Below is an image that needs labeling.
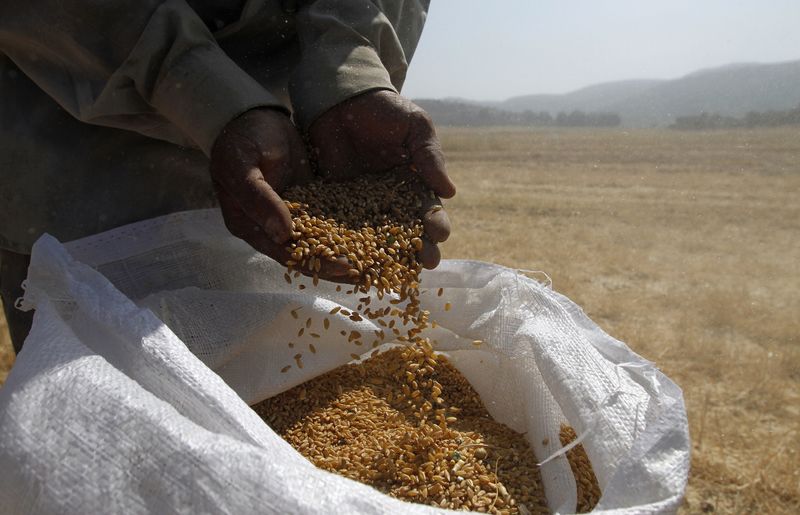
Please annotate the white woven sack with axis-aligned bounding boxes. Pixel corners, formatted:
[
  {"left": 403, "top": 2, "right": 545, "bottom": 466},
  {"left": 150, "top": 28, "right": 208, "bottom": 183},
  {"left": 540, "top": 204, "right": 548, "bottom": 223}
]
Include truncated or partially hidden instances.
[{"left": 0, "top": 209, "right": 689, "bottom": 514}]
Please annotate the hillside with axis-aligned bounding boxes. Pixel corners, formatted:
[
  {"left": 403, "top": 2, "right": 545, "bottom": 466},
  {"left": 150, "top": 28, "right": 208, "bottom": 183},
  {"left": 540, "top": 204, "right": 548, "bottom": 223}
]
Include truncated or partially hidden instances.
[
  {"left": 613, "top": 60, "right": 800, "bottom": 126},
  {"left": 498, "top": 79, "right": 662, "bottom": 115},
  {"left": 416, "top": 60, "right": 800, "bottom": 127}
]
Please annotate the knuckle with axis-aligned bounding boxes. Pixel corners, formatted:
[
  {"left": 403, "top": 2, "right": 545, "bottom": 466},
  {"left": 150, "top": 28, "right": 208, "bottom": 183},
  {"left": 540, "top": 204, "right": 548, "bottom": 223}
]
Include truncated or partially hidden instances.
[{"left": 420, "top": 140, "right": 444, "bottom": 154}]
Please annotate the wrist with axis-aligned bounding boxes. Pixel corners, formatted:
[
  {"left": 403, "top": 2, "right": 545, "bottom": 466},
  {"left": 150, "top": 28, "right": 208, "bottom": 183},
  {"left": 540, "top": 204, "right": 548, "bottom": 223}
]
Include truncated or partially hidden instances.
[{"left": 151, "top": 44, "right": 286, "bottom": 156}]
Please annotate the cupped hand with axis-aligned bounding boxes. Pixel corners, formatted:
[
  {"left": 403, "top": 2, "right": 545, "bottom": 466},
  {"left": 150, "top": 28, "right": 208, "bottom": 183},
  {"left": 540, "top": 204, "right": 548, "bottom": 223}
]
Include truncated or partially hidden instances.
[
  {"left": 210, "top": 108, "right": 351, "bottom": 281},
  {"left": 307, "top": 90, "right": 456, "bottom": 269}
]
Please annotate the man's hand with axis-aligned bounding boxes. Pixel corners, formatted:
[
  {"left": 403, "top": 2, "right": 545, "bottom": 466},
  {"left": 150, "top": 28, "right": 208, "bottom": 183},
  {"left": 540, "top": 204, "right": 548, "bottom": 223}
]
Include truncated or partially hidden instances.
[
  {"left": 307, "top": 90, "right": 456, "bottom": 269},
  {"left": 210, "top": 108, "right": 350, "bottom": 280}
]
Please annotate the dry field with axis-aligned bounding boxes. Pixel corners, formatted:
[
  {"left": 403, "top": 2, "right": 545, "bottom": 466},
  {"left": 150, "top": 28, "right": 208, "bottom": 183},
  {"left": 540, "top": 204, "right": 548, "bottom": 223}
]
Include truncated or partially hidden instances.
[
  {"left": 434, "top": 127, "right": 800, "bottom": 514},
  {"left": 1, "top": 127, "right": 798, "bottom": 513},
  {"left": 0, "top": 316, "right": 11, "bottom": 385}
]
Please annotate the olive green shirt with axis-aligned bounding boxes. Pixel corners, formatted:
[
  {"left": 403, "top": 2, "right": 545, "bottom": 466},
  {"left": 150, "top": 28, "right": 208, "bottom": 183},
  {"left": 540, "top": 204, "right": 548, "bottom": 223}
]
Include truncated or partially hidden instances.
[{"left": 0, "top": 0, "right": 429, "bottom": 253}]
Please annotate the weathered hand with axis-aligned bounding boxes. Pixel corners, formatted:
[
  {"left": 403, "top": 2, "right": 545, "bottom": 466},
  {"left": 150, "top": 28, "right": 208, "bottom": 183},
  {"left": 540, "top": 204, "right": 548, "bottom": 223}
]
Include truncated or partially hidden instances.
[
  {"left": 307, "top": 90, "right": 456, "bottom": 269},
  {"left": 210, "top": 108, "right": 350, "bottom": 280}
]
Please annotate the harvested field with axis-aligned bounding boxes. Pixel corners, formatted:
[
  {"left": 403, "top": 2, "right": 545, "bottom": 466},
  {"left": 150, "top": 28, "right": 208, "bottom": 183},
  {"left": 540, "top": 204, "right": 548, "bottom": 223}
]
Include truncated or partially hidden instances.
[
  {"left": 434, "top": 127, "right": 800, "bottom": 514},
  {"left": 2, "top": 126, "right": 798, "bottom": 513},
  {"left": 0, "top": 314, "right": 10, "bottom": 385}
]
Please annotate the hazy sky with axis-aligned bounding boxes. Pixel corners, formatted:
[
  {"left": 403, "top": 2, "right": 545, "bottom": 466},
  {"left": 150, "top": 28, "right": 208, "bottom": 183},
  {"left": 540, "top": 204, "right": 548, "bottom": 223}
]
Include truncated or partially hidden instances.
[{"left": 402, "top": 1, "right": 800, "bottom": 100}]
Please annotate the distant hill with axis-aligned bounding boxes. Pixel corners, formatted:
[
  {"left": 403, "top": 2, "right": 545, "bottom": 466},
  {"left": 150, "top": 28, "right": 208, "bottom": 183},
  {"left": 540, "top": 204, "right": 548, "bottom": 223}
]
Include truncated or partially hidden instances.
[
  {"left": 415, "top": 60, "right": 800, "bottom": 127},
  {"left": 497, "top": 79, "right": 662, "bottom": 115}
]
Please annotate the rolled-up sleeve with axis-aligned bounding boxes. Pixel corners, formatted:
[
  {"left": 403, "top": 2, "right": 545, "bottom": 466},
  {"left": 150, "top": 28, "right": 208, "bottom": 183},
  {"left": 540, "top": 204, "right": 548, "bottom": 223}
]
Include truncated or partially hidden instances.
[
  {"left": 289, "top": 0, "right": 430, "bottom": 130},
  {"left": 0, "top": 0, "right": 284, "bottom": 155}
]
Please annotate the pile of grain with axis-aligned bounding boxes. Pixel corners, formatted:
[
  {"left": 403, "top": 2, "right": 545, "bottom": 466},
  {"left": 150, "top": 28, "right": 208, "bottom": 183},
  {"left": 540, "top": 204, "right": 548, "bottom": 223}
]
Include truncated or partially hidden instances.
[
  {"left": 560, "top": 426, "right": 602, "bottom": 512},
  {"left": 253, "top": 172, "right": 599, "bottom": 513},
  {"left": 255, "top": 347, "right": 548, "bottom": 514}
]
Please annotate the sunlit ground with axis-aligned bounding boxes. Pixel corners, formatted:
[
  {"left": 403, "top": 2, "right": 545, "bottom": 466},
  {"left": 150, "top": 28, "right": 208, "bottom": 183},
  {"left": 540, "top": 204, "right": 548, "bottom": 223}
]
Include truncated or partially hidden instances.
[
  {"left": 0, "top": 315, "right": 11, "bottom": 385},
  {"left": 435, "top": 126, "right": 800, "bottom": 514}
]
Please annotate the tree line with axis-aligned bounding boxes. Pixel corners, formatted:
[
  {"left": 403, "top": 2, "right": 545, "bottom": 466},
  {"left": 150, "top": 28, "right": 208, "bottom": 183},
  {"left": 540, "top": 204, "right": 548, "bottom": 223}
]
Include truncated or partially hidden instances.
[
  {"left": 415, "top": 100, "right": 621, "bottom": 128},
  {"left": 671, "top": 104, "right": 800, "bottom": 130}
]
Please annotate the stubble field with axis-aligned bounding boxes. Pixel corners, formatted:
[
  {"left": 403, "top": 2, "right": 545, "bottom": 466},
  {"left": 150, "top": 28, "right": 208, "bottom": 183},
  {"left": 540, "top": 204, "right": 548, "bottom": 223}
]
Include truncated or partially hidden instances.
[{"left": 1, "top": 126, "right": 798, "bottom": 513}]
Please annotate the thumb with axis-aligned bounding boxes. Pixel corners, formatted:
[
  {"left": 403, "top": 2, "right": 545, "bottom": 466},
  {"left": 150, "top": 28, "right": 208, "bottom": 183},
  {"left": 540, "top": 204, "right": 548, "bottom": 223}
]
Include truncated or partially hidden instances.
[
  {"left": 233, "top": 166, "right": 294, "bottom": 243},
  {"left": 407, "top": 113, "right": 456, "bottom": 199}
]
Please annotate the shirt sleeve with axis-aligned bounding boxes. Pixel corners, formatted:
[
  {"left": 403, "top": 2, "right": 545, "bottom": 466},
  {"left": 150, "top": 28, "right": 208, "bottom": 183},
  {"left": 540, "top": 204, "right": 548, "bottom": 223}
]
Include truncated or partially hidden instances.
[
  {"left": 0, "top": 0, "right": 285, "bottom": 155},
  {"left": 289, "top": 0, "right": 430, "bottom": 131}
]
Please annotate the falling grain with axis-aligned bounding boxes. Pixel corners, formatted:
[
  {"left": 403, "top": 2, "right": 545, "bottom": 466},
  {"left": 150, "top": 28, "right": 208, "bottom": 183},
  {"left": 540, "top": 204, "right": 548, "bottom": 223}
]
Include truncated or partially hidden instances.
[{"left": 250, "top": 172, "right": 589, "bottom": 513}]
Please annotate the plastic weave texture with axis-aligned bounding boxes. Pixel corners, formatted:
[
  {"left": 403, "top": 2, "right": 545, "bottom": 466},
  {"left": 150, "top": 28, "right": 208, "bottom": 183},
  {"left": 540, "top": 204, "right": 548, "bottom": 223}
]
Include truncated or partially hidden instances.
[{"left": 0, "top": 209, "right": 689, "bottom": 514}]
